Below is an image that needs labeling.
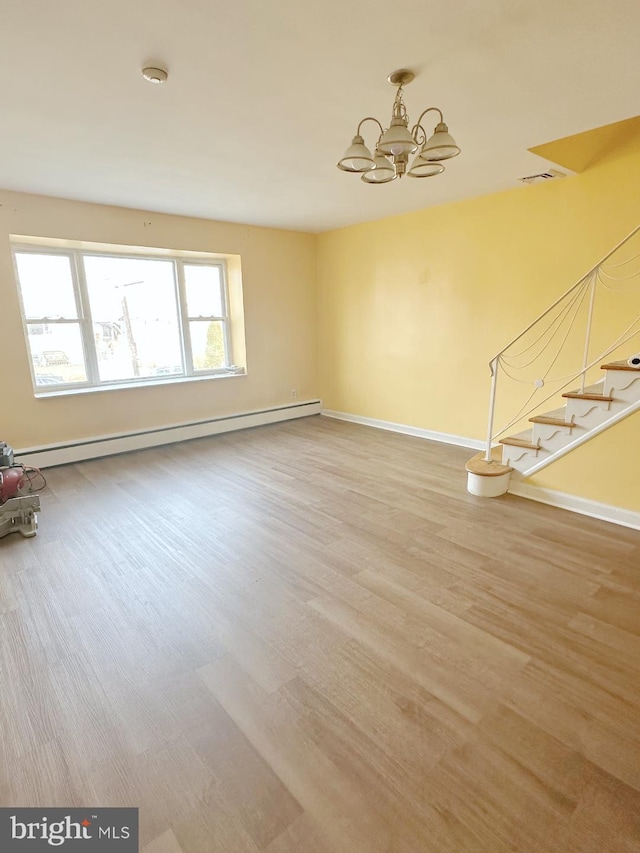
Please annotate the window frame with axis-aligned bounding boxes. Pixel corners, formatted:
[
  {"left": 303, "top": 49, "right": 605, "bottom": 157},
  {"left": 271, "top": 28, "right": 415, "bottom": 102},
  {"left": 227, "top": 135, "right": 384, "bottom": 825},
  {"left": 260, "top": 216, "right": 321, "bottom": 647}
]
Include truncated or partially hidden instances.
[
  {"left": 176, "top": 259, "right": 232, "bottom": 375},
  {"left": 12, "top": 243, "right": 233, "bottom": 394}
]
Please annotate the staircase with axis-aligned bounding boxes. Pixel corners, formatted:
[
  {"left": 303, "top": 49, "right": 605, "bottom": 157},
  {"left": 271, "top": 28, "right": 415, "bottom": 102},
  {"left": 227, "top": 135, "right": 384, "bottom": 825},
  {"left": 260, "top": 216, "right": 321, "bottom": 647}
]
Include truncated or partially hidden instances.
[{"left": 467, "top": 226, "right": 640, "bottom": 497}]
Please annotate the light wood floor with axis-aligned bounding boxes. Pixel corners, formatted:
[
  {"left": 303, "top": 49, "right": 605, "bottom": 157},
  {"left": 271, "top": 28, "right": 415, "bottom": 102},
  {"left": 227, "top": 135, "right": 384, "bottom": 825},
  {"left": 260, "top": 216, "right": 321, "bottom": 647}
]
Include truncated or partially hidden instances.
[{"left": 1, "top": 415, "right": 640, "bottom": 852}]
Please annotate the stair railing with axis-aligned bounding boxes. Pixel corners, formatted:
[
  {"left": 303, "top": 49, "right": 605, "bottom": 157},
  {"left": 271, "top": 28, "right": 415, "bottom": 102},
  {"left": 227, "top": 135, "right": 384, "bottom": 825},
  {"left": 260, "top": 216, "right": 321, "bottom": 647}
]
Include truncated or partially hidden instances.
[{"left": 484, "top": 224, "right": 640, "bottom": 462}]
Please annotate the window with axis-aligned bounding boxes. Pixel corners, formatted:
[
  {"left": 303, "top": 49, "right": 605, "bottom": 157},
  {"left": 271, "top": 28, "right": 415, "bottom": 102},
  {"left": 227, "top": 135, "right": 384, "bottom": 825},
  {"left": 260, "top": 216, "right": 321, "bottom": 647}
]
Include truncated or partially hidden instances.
[{"left": 12, "top": 244, "right": 239, "bottom": 392}]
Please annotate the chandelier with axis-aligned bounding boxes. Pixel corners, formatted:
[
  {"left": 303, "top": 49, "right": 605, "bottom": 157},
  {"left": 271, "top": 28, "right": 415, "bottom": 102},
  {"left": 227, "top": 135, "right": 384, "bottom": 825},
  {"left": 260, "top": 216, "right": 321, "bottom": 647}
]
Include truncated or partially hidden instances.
[{"left": 337, "top": 70, "right": 460, "bottom": 183}]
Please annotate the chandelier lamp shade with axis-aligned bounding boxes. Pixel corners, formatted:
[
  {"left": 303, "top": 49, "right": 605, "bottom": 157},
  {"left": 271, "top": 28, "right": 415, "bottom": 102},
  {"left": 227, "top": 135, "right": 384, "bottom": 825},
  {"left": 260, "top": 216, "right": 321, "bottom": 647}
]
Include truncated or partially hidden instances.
[{"left": 336, "top": 69, "right": 460, "bottom": 183}]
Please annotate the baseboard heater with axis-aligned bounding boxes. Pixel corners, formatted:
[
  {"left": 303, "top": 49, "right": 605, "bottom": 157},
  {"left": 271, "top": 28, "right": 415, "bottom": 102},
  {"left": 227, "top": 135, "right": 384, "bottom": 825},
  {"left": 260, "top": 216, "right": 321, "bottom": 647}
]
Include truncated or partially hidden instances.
[{"left": 16, "top": 399, "right": 322, "bottom": 469}]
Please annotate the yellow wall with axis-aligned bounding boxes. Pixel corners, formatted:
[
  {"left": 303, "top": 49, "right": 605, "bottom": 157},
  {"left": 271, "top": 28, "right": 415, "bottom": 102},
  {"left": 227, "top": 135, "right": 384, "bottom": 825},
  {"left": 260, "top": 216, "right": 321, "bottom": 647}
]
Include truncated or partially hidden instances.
[
  {"left": 318, "top": 134, "right": 640, "bottom": 513},
  {"left": 0, "top": 191, "right": 317, "bottom": 448}
]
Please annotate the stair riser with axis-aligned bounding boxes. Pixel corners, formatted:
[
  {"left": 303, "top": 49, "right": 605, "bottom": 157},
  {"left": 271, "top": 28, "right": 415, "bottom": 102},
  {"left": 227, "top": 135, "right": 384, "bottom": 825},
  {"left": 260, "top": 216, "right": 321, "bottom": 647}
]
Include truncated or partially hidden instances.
[
  {"left": 563, "top": 397, "right": 612, "bottom": 422},
  {"left": 501, "top": 445, "right": 550, "bottom": 472},
  {"left": 530, "top": 423, "right": 576, "bottom": 446},
  {"left": 467, "top": 469, "right": 511, "bottom": 497},
  {"left": 604, "top": 373, "right": 640, "bottom": 399}
]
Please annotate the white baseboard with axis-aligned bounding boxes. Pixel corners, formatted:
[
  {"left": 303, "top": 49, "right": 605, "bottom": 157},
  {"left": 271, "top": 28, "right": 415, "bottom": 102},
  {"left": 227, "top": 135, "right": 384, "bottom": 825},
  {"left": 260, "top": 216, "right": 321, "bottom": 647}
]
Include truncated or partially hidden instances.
[
  {"left": 321, "top": 409, "right": 485, "bottom": 451},
  {"left": 16, "top": 400, "right": 322, "bottom": 468},
  {"left": 507, "top": 480, "right": 640, "bottom": 531},
  {"left": 18, "top": 401, "right": 639, "bottom": 530},
  {"left": 322, "top": 408, "right": 640, "bottom": 531}
]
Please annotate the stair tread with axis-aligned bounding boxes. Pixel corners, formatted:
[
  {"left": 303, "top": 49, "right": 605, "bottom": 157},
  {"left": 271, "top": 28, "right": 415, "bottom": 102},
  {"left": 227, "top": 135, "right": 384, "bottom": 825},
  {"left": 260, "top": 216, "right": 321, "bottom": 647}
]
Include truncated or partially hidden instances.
[
  {"left": 529, "top": 415, "right": 574, "bottom": 427},
  {"left": 466, "top": 449, "right": 513, "bottom": 477},
  {"left": 499, "top": 435, "right": 539, "bottom": 449},
  {"left": 601, "top": 360, "right": 640, "bottom": 371},
  {"left": 562, "top": 391, "right": 614, "bottom": 401}
]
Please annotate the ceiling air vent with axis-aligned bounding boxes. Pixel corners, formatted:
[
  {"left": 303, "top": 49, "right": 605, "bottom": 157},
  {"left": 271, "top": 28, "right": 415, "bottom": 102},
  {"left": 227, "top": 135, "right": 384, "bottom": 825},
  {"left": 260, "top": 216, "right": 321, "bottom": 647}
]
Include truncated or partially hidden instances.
[{"left": 519, "top": 168, "right": 566, "bottom": 185}]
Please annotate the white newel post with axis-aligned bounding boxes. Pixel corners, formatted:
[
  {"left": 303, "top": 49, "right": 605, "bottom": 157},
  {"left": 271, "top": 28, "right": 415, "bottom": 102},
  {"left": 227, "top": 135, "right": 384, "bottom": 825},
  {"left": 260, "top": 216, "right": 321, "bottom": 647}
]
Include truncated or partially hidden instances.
[
  {"left": 580, "top": 272, "right": 597, "bottom": 393},
  {"left": 485, "top": 357, "right": 499, "bottom": 462}
]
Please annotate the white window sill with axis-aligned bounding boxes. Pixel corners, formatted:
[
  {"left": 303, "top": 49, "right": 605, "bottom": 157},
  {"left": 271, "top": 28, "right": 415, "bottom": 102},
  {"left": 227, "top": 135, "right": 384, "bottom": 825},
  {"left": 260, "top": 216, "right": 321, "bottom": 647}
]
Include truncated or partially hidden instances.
[{"left": 34, "top": 369, "right": 247, "bottom": 399}]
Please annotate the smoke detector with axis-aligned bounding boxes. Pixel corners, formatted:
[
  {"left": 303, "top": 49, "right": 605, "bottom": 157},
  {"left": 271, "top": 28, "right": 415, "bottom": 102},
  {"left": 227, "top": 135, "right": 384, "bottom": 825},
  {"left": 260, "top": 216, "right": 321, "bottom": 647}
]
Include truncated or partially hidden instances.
[
  {"left": 519, "top": 168, "right": 566, "bottom": 185},
  {"left": 142, "top": 66, "right": 168, "bottom": 84}
]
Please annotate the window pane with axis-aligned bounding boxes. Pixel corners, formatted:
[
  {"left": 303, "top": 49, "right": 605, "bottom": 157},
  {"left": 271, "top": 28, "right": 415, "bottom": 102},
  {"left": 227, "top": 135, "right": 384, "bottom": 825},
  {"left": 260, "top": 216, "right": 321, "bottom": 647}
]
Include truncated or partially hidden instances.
[
  {"left": 15, "top": 253, "right": 78, "bottom": 319},
  {"left": 83, "top": 256, "right": 184, "bottom": 382},
  {"left": 190, "top": 321, "right": 227, "bottom": 370},
  {"left": 27, "top": 323, "right": 87, "bottom": 386},
  {"left": 184, "top": 264, "right": 223, "bottom": 317}
]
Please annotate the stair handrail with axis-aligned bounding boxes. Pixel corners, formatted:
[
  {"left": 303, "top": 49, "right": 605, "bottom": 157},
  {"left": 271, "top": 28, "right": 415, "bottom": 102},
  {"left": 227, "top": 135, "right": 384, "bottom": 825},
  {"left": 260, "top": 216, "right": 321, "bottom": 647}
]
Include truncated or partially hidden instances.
[{"left": 484, "top": 224, "right": 640, "bottom": 461}]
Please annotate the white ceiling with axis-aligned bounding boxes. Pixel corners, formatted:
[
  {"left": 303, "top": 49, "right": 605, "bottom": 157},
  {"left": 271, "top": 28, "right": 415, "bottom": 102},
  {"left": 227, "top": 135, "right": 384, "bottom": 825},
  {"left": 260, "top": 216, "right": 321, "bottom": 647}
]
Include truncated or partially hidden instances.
[{"left": 1, "top": 0, "right": 639, "bottom": 233}]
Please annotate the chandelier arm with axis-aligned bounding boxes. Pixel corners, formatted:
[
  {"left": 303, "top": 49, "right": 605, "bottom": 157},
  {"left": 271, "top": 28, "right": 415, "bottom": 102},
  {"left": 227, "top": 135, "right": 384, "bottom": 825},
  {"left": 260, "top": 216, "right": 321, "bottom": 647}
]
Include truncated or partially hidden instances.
[
  {"left": 413, "top": 125, "right": 427, "bottom": 147},
  {"left": 356, "top": 117, "right": 385, "bottom": 137},
  {"left": 411, "top": 107, "right": 444, "bottom": 137}
]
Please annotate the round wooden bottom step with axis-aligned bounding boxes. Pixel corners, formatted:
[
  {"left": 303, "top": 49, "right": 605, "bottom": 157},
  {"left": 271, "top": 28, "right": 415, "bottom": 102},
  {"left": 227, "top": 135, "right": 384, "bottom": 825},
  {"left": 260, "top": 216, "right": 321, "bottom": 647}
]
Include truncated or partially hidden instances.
[{"left": 466, "top": 450, "right": 512, "bottom": 497}]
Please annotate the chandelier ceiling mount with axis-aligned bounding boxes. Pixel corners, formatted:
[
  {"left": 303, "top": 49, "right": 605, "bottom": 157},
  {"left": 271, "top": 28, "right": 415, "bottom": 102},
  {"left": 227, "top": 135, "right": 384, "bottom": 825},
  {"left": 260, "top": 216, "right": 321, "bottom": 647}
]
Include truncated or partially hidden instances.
[{"left": 387, "top": 69, "right": 415, "bottom": 87}]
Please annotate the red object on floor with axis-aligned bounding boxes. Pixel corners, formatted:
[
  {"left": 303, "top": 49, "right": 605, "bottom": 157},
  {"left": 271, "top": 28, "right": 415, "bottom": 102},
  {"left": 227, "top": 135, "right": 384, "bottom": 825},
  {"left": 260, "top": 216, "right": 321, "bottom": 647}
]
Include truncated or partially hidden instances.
[{"left": 0, "top": 467, "right": 24, "bottom": 503}]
